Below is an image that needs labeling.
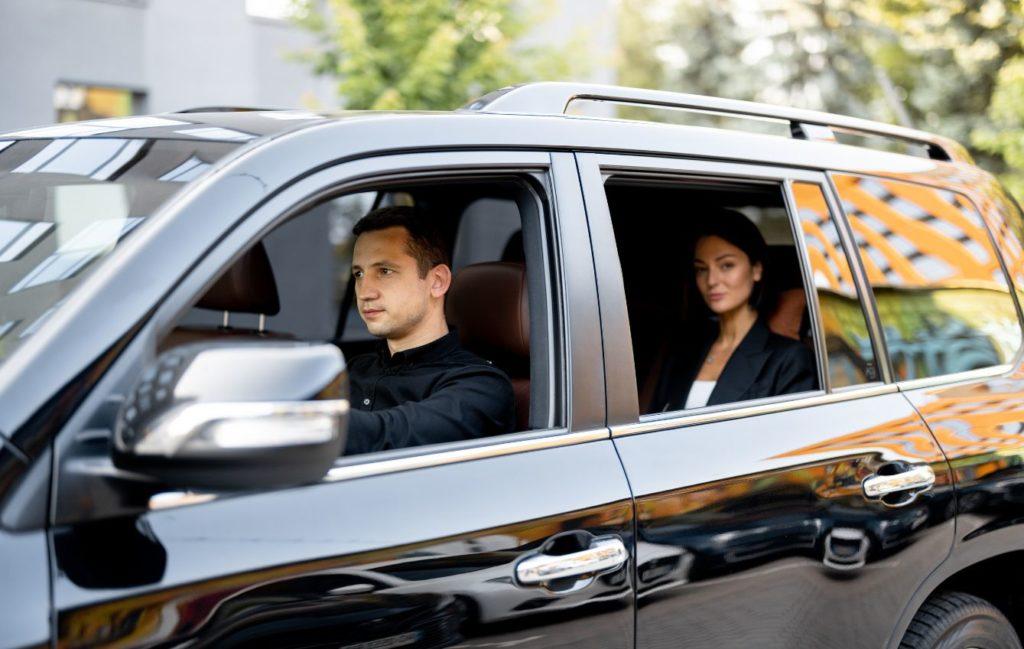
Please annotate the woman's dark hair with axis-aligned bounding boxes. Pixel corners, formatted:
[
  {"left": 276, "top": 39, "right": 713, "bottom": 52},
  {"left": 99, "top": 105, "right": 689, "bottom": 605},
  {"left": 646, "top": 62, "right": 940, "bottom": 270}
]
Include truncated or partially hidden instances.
[{"left": 693, "top": 208, "right": 769, "bottom": 308}]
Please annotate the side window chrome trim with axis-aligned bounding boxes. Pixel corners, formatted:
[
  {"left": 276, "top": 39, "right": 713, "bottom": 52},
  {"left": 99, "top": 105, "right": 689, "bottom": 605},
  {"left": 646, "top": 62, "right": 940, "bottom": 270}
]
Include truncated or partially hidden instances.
[
  {"left": 612, "top": 383, "right": 896, "bottom": 438},
  {"left": 146, "top": 427, "right": 611, "bottom": 511},
  {"left": 324, "top": 428, "right": 608, "bottom": 482},
  {"left": 895, "top": 364, "right": 1014, "bottom": 392}
]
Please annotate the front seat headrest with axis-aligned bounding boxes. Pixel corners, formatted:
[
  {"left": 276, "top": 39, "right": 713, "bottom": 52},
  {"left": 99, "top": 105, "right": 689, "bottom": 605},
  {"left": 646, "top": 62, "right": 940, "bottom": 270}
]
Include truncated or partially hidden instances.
[
  {"left": 197, "top": 241, "right": 280, "bottom": 315},
  {"left": 446, "top": 262, "right": 529, "bottom": 360}
]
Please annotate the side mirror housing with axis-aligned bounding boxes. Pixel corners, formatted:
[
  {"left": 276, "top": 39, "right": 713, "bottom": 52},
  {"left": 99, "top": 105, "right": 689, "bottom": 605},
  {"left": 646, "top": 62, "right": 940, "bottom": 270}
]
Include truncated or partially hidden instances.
[{"left": 113, "top": 341, "right": 348, "bottom": 490}]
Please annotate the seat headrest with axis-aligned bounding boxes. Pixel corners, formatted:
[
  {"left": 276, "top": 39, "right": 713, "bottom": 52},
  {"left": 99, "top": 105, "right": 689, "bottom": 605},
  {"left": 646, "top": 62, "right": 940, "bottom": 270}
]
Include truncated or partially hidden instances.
[
  {"left": 446, "top": 262, "right": 529, "bottom": 359},
  {"left": 197, "top": 242, "right": 280, "bottom": 315},
  {"left": 768, "top": 288, "right": 806, "bottom": 341}
]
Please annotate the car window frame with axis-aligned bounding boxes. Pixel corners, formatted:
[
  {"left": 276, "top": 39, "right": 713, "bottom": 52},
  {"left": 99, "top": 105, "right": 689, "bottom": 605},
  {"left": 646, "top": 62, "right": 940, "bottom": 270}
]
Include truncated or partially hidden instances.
[
  {"left": 785, "top": 178, "right": 889, "bottom": 388},
  {"left": 52, "top": 150, "right": 610, "bottom": 522},
  {"left": 825, "top": 170, "right": 1024, "bottom": 390},
  {"left": 575, "top": 152, "right": 897, "bottom": 438}
]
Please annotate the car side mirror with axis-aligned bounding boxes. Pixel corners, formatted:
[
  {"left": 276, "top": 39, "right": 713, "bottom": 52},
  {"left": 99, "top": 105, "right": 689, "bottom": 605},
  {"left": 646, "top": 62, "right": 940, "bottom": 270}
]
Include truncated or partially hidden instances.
[{"left": 113, "top": 341, "right": 348, "bottom": 490}]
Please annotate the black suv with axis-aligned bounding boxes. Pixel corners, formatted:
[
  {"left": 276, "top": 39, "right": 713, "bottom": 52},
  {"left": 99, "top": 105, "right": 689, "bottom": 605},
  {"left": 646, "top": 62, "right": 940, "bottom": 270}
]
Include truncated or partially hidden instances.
[{"left": 3, "top": 83, "right": 1024, "bottom": 648}]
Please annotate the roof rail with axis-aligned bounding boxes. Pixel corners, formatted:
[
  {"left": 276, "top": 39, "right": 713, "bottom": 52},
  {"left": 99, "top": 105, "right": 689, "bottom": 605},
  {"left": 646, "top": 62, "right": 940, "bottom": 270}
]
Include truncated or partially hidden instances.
[
  {"left": 462, "top": 82, "right": 972, "bottom": 164},
  {"left": 173, "top": 106, "right": 280, "bottom": 113}
]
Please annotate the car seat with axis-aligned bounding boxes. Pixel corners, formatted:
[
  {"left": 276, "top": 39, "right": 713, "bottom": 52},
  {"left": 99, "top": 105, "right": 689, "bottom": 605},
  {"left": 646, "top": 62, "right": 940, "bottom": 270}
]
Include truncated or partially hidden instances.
[
  {"left": 160, "top": 241, "right": 292, "bottom": 351},
  {"left": 445, "top": 261, "right": 530, "bottom": 431}
]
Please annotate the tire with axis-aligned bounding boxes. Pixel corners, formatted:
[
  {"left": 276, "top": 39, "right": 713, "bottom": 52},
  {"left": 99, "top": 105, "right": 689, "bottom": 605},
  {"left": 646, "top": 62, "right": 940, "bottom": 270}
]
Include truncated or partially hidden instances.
[{"left": 900, "top": 591, "right": 1022, "bottom": 649}]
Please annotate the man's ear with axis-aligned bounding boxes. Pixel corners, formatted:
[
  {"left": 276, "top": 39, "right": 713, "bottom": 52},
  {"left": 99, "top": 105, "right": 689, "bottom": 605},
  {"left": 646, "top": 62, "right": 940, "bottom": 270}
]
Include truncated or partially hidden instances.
[{"left": 429, "top": 264, "right": 452, "bottom": 298}]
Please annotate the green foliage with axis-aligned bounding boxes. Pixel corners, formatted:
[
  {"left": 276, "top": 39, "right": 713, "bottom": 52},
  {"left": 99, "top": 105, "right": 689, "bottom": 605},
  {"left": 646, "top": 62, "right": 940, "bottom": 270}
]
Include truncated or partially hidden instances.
[
  {"left": 618, "top": 0, "right": 1024, "bottom": 200},
  {"left": 294, "top": 0, "right": 580, "bottom": 110}
]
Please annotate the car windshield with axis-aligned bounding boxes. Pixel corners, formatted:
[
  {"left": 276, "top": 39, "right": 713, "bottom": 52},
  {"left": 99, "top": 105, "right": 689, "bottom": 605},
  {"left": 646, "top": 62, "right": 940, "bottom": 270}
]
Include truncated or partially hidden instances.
[{"left": 0, "top": 136, "right": 242, "bottom": 364}]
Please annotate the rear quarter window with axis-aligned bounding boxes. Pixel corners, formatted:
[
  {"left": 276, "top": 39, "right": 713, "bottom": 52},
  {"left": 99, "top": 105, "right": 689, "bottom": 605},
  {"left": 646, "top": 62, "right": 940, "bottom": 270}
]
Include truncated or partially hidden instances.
[{"left": 833, "top": 174, "right": 1023, "bottom": 381}]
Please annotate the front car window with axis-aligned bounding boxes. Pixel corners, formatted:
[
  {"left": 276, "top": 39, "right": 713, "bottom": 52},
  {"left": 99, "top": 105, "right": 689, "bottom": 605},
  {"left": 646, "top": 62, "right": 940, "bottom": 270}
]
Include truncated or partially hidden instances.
[
  {"left": 0, "top": 137, "right": 241, "bottom": 364},
  {"left": 834, "top": 174, "right": 1023, "bottom": 380}
]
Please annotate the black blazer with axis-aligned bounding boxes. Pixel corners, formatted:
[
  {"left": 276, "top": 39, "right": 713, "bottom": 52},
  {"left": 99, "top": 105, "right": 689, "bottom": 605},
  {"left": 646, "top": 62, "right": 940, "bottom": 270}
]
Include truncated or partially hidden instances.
[{"left": 652, "top": 318, "right": 816, "bottom": 412}]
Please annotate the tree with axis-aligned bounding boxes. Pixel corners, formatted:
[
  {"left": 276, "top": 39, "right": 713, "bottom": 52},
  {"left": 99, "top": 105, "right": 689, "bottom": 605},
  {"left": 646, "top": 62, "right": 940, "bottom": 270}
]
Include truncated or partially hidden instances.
[
  {"left": 866, "top": 0, "right": 1024, "bottom": 196},
  {"left": 294, "top": 0, "right": 580, "bottom": 110},
  {"left": 616, "top": 0, "right": 899, "bottom": 121}
]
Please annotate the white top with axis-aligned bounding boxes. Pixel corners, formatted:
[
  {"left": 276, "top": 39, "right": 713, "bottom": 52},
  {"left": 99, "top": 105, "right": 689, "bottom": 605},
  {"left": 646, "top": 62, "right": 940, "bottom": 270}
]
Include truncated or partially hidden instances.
[{"left": 684, "top": 380, "right": 717, "bottom": 409}]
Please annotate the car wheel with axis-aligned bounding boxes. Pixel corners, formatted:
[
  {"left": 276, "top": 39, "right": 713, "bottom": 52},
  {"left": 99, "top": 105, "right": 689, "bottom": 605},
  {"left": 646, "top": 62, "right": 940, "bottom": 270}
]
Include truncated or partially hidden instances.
[{"left": 900, "top": 591, "right": 1021, "bottom": 649}]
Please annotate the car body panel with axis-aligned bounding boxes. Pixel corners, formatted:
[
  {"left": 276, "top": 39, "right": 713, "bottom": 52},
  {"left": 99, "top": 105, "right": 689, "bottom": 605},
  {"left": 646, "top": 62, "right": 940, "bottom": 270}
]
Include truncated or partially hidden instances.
[
  {"left": 0, "top": 95, "right": 1021, "bottom": 648},
  {"left": 53, "top": 441, "right": 635, "bottom": 648}
]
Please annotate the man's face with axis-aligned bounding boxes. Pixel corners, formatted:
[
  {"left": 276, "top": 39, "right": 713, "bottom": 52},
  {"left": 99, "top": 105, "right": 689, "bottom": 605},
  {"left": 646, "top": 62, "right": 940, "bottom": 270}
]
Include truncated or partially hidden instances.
[{"left": 351, "top": 226, "right": 434, "bottom": 341}]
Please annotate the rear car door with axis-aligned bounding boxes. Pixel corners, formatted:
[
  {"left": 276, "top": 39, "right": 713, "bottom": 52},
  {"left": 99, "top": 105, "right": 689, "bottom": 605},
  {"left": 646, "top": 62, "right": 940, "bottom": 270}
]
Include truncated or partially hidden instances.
[
  {"left": 578, "top": 152, "right": 955, "bottom": 648},
  {"left": 48, "top": 151, "right": 636, "bottom": 648}
]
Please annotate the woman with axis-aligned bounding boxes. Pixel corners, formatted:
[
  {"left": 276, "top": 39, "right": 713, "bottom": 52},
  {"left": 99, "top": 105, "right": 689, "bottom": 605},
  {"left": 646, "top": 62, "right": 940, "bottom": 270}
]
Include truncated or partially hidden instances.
[{"left": 652, "top": 209, "right": 816, "bottom": 412}]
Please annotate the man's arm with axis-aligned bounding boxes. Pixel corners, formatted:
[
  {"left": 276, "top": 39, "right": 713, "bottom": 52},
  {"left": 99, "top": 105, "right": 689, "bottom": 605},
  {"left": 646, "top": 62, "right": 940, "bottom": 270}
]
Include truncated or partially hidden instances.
[{"left": 344, "top": 365, "right": 515, "bottom": 456}]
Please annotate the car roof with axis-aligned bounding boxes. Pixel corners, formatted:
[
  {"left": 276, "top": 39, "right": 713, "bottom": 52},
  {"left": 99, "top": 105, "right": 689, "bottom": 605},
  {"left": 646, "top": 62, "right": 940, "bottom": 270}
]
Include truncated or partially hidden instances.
[
  {"left": 0, "top": 82, "right": 973, "bottom": 169},
  {"left": 0, "top": 110, "right": 341, "bottom": 142}
]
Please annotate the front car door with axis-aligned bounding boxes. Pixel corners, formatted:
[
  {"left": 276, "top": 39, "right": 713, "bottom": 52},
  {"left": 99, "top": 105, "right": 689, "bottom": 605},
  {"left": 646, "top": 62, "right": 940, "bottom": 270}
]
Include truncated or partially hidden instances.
[
  {"left": 45, "top": 146, "right": 636, "bottom": 648},
  {"left": 578, "top": 152, "right": 956, "bottom": 648}
]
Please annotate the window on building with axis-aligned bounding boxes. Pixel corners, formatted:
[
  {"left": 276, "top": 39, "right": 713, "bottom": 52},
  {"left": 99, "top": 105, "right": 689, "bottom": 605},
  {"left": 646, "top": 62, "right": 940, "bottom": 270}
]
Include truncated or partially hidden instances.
[
  {"left": 245, "top": 0, "right": 302, "bottom": 21},
  {"left": 55, "top": 83, "right": 146, "bottom": 123}
]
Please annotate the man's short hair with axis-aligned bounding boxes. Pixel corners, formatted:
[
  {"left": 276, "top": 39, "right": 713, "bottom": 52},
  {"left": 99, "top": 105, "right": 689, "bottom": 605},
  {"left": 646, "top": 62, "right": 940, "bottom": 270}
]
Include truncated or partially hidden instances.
[{"left": 352, "top": 206, "right": 450, "bottom": 277}]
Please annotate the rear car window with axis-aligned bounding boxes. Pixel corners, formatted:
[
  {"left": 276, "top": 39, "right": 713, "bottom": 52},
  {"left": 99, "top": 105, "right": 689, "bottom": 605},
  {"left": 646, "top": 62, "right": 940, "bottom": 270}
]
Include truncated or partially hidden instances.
[
  {"left": 604, "top": 176, "right": 822, "bottom": 416},
  {"left": 0, "top": 137, "right": 240, "bottom": 364},
  {"left": 834, "top": 174, "right": 1023, "bottom": 380},
  {"left": 791, "top": 181, "right": 880, "bottom": 387}
]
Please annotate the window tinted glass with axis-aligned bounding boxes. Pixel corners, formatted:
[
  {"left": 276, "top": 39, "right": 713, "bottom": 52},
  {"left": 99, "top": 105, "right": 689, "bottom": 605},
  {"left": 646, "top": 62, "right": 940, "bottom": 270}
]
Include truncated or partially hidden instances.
[
  {"left": 605, "top": 177, "right": 820, "bottom": 416},
  {"left": 834, "top": 174, "right": 1022, "bottom": 380},
  {"left": 791, "top": 182, "right": 879, "bottom": 387}
]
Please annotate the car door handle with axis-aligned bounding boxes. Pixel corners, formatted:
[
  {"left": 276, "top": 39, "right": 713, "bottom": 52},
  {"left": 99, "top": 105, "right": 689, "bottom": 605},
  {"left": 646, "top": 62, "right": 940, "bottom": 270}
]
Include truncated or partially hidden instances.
[
  {"left": 515, "top": 537, "right": 628, "bottom": 586},
  {"left": 863, "top": 464, "right": 935, "bottom": 499}
]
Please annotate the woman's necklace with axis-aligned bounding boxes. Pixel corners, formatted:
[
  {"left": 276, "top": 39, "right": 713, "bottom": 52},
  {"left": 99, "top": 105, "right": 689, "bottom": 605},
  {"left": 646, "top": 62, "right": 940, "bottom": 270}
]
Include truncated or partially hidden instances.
[{"left": 705, "top": 341, "right": 732, "bottom": 365}]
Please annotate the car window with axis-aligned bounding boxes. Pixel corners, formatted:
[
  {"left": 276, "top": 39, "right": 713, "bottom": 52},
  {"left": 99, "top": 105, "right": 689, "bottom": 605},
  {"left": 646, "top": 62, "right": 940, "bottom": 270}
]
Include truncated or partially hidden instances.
[
  {"left": 791, "top": 182, "right": 880, "bottom": 387},
  {"left": 833, "top": 174, "right": 1023, "bottom": 380},
  {"left": 165, "top": 175, "right": 559, "bottom": 442},
  {"left": 0, "top": 137, "right": 241, "bottom": 365},
  {"left": 604, "top": 176, "right": 822, "bottom": 416}
]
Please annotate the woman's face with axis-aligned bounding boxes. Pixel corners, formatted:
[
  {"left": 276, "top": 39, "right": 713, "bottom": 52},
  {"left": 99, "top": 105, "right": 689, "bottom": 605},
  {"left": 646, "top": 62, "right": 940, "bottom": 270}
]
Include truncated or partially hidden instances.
[{"left": 693, "top": 235, "right": 763, "bottom": 316}]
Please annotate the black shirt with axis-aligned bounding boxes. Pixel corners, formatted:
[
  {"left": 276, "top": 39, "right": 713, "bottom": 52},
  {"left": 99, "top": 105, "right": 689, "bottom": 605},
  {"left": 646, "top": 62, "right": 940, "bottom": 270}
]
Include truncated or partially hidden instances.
[{"left": 345, "top": 331, "right": 516, "bottom": 455}]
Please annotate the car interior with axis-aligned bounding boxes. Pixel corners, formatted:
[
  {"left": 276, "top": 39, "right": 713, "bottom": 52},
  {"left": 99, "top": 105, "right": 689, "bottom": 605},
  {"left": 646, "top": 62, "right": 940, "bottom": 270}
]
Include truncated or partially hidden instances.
[
  {"left": 163, "top": 176, "right": 560, "bottom": 435},
  {"left": 603, "top": 177, "right": 821, "bottom": 415}
]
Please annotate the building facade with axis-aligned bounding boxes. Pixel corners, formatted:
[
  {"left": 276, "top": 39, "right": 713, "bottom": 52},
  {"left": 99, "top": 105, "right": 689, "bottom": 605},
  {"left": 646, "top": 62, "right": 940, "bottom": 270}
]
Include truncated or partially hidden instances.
[{"left": 0, "top": 0, "right": 616, "bottom": 132}]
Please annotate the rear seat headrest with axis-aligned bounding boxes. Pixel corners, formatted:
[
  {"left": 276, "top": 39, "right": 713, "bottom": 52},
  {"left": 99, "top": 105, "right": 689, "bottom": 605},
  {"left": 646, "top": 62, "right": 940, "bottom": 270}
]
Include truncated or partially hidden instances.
[
  {"left": 446, "top": 262, "right": 529, "bottom": 359},
  {"left": 197, "top": 241, "right": 280, "bottom": 315}
]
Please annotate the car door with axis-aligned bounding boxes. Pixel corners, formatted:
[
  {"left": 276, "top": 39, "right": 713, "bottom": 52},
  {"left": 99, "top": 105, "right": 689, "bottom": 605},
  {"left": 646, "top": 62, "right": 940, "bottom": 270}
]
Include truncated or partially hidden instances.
[
  {"left": 48, "top": 151, "right": 636, "bottom": 649},
  {"left": 577, "top": 152, "right": 956, "bottom": 648}
]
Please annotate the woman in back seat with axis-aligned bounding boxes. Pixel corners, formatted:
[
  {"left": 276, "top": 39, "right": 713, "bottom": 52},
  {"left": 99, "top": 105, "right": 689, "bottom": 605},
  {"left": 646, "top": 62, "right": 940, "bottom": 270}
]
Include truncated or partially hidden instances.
[{"left": 651, "top": 209, "right": 815, "bottom": 412}]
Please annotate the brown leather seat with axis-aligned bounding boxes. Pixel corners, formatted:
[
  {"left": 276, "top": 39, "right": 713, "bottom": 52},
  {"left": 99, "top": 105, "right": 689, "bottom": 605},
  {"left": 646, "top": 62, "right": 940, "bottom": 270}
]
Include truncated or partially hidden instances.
[
  {"left": 161, "top": 242, "right": 291, "bottom": 351},
  {"left": 445, "top": 262, "right": 530, "bottom": 431}
]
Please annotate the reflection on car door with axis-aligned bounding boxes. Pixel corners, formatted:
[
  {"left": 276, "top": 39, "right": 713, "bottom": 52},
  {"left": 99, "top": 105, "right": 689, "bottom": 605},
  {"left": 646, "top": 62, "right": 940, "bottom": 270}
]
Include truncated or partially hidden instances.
[
  {"left": 53, "top": 444, "right": 634, "bottom": 649},
  {"left": 578, "top": 153, "right": 956, "bottom": 648}
]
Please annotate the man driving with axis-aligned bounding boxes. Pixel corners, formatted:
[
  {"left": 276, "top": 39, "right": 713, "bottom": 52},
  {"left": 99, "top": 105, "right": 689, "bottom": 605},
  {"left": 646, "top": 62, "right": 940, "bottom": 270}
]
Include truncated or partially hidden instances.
[{"left": 343, "top": 205, "right": 516, "bottom": 455}]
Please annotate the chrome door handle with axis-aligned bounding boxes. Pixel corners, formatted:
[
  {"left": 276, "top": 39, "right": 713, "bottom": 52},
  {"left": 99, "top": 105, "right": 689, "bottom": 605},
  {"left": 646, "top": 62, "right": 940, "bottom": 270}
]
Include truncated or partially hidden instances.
[
  {"left": 863, "top": 464, "right": 935, "bottom": 499},
  {"left": 515, "top": 537, "right": 627, "bottom": 586}
]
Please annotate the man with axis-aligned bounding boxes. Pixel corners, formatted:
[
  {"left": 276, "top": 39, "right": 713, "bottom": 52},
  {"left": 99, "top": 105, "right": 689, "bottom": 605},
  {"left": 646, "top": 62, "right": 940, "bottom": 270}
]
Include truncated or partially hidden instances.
[{"left": 343, "top": 205, "right": 516, "bottom": 455}]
